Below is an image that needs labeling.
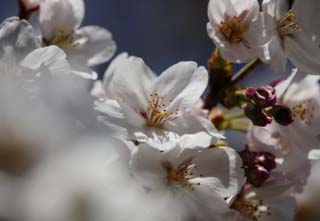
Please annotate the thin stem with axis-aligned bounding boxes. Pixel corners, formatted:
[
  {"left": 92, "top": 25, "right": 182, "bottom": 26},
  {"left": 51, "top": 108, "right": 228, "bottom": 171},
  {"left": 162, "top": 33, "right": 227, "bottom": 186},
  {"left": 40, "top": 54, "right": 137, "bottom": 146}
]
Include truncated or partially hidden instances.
[
  {"left": 231, "top": 59, "right": 262, "bottom": 86},
  {"left": 228, "top": 120, "right": 250, "bottom": 132},
  {"left": 225, "top": 112, "right": 245, "bottom": 121}
]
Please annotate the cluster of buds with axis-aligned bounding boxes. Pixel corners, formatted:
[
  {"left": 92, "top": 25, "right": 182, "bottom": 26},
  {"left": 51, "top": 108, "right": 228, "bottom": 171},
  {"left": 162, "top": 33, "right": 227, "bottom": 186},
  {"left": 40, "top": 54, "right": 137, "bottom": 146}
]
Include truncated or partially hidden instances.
[
  {"left": 239, "top": 150, "right": 276, "bottom": 187},
  {"left": 244, "top": 85, "right": 293, "bottom": 126}
]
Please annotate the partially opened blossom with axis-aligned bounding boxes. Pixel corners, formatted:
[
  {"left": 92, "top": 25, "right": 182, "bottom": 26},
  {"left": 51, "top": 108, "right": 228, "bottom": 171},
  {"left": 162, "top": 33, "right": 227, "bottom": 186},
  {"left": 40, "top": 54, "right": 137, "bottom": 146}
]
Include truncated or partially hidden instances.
[
  {"left": 231, "top": 181, "right": 296, "bottom": 221},
  {"left": 95, "top": 56, "right": 224, "bottom": 146},
  {"left": 207, "top": 0, "right": 263, "bottom": 63},
  {"left": 39, "top": 0, "right": 116, "bottom": 79},
  {"left": 130, "top": 137, "right": 245, "bottom": 220},
  {"left": 261, "top": 0, "right": 320, "bottom": 73}
]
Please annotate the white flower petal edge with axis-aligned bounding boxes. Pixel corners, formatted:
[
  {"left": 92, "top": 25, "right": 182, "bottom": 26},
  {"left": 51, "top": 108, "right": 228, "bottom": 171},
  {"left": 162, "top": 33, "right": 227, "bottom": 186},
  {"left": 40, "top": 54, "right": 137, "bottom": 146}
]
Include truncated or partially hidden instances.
[
  {"left": 96, "top": 56, "right": 224, "bottom": 145},
  {"left": 21, "top": 45, "right": 71, "bottom": 77}
]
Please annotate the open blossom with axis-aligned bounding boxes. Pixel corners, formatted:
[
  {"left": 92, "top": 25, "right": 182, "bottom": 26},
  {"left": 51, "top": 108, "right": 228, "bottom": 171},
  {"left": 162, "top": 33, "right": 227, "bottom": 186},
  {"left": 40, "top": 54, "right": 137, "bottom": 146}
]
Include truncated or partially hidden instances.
[
  {"left": 207, "top": 0, "right": 264, "bottom": 63},
  {"left": 130, "top": 136, "right": 245, "bottom": 220},
  {"left": 39, "top": 0, "right": 116, "bottom": 79},
  {"left": 261, "top": 0, "right": 320, "bottom": 73},
  {"left": 95, "top": 56, "right": 224, "bottom": 146},
  {"left": 0, "top": 17, "right": 72, "bottom": 91},
  {"left": 231, "top": 181, "right": 296, "bottom": 221}
]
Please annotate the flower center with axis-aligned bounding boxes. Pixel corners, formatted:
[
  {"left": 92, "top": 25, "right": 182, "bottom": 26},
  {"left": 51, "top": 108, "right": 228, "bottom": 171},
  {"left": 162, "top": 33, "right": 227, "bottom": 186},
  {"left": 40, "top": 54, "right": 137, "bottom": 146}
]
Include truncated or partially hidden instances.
[
  {"left": 142, "top": 93, "right": 179, "bottom": 127},
  {"left": 232, "top": 192, "right": 271, "bottom": 221},
  {"left": 277, "top": 11, "right": 301, "bottom": 39},
  {"left": 162, "top": 157, "right": 202, "bottom": 190},
  {"left": 219, "top": 14, "right": 249, "bottom": 44},
  {"left": 46, "top": 29, "right": 80, "bottom": 48},
  {"left": 291, "top": 98, "right": 315, "bottom": 126}
]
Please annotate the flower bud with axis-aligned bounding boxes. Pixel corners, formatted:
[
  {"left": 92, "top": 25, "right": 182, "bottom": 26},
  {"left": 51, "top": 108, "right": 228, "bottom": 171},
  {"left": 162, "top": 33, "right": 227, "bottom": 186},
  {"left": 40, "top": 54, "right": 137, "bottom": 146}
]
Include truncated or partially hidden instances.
[
  {"left": 239, "top": 150, "right": 256, "bottom": 167},
  {"left": 272, "top": 105, "right": 294, "bottom": 126},
  {"left": 256, "top": 152, "right": 276, "bottom": 171},
  {"left": 244, "top": 103, "right": 272, "bottom": 127},
  {"left": 246, "top": 86, "right": 276, "bottom": 108},
  {"left": 246, "top": 165, "right": 270, "bottom": 187}
]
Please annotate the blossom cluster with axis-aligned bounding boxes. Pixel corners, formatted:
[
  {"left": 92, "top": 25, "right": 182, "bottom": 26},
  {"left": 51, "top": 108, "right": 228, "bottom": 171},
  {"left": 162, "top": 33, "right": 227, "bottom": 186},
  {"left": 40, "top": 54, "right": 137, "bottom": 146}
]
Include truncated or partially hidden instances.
[{"left": 0, "top": 0, "right": 319, "bottom": 220}]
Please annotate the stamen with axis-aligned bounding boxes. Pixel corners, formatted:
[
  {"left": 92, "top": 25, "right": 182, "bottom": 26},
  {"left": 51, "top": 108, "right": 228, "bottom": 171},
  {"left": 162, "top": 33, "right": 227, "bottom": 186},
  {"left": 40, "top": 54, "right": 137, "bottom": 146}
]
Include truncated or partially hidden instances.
[
  {"left": 47, "top": 28, "right": 80, "bottom": 48},
  {"left": 277, "top": 11, "right": 301, "bottom": 38},
  {"left": 141, "top": 93, "right": 179, "bottom": 127},
  {"left": 232, "top": 192, "right": 271, "bottom": 221},
  {"left": 291, "top": 98, "right": 315, "bottom": 126},
  {"left": 162, "top": 158, "right": 202, "bottom": 190},
  {"left": 219, "top": 14, "right": 248, "bottom": 44}
]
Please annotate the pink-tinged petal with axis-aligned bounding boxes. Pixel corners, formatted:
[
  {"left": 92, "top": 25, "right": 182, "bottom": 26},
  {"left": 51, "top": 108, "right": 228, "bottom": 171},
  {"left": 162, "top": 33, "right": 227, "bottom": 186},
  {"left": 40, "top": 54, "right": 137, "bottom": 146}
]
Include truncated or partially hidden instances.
[
  {"left": 111, "top": 57, "right": 156, "bottom": 111},
  {"left": 73, "top": 26, "right": 116, "bottom": 67},
  {"left": 40, "top": 0, "right": 85, "bottom": 39},
  {"left": 285, "top": 31, "right": 320, "bottom": 75}
]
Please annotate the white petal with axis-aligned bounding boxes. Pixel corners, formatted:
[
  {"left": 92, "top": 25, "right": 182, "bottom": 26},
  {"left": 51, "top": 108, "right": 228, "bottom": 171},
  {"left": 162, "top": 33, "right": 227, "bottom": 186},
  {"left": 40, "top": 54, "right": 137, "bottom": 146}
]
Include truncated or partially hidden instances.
[
  {"left": 130, "top": 142, "right": 167, "bottom": 189},
  {"left": 21, "top": 45, "right": 71, "bottom": 76},
  {"left": 285, "top": 31, "right": 320, "bottom": 75},
  {"left": 262, "top": 0, "right": 289, "bottom": 19},
  {"left": 73, "top": 26, "right": 116, "bottom": 66},
  {"left": 293, "top": 0, "right": 320, "bottom": 42},
  {"left": 40, "top": 0, "right": 85, "bottom": 39},
  {"left": 90, "top": 80, "right": 106, "bottom": 99},
  {"left": 0, "top": 17, "right": 39, "bottom": 62},
  {"left": 102, "top": 52, "right": 129, "bottom": 99},
  {"left": 189, "top": 147, "right": 245, "bottom": 198},
  {"left": 165, "top": 114, "right": 224, "bottom": 143},
  {"left": 111, "top": 57, "right": 156, "bottom": 111},
  {"left": 153, "top": 62, "right": 208, "bottom": 112},
  {"left": 208, "top": 0, "right": 259, "bottom": 22}
]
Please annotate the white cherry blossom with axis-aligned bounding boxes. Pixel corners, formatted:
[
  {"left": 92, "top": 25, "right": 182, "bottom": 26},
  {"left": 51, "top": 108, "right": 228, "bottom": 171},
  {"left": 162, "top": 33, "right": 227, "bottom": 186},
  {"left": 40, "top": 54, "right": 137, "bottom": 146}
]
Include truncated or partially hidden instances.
[
  {"left": 130, "top": 137, "right": 245, "bottom": 220},
  {"left": 231, "top": 181, "right": 296, "bottom": 221},
  {"left": 95, "top": 56, "right": 224, "bottom": 146},
  {"left": 261, "top": 0, "right": 320, "bottom": 73},
  {"left": 207, "top": 0, "right": 264, "bottom": 63},
  {"left": 39, "top": 0, "right": 116, "bottom": 79}
]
